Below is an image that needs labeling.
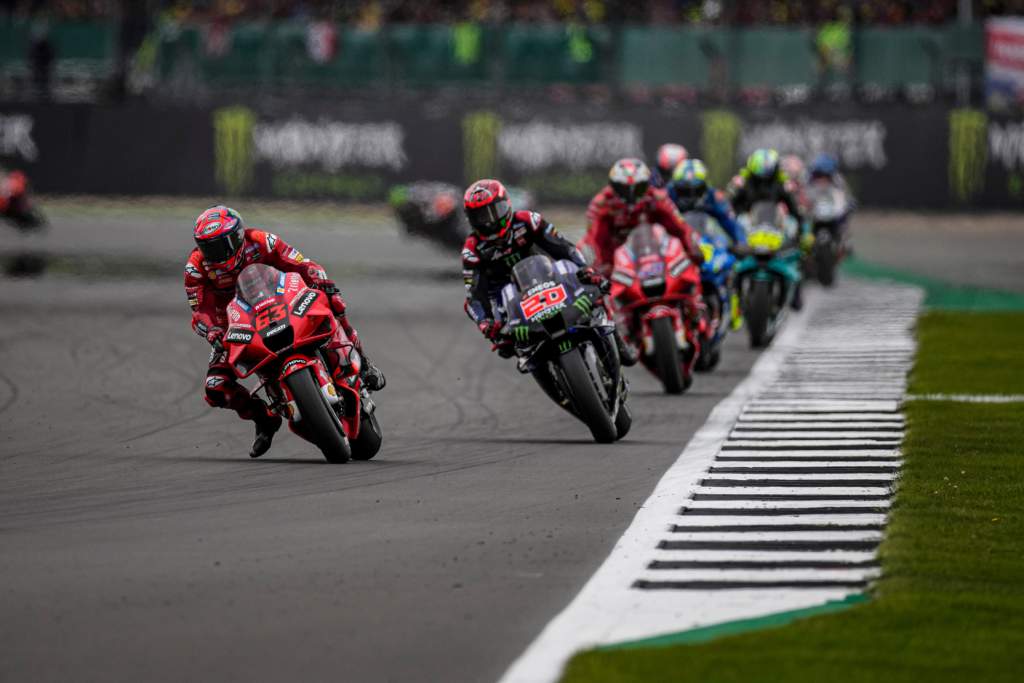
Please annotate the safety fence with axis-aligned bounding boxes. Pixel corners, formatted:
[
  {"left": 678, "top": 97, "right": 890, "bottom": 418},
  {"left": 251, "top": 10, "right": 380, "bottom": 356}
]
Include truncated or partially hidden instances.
[
  {"left": 0, "top": 20, "right": 983, "bottom": 100},
  {"left": 0, "top": 100, "right": 1019, "bottom": 209}
]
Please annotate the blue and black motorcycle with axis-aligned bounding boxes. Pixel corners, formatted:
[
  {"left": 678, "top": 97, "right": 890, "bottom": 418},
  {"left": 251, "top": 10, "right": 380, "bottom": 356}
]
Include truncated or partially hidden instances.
[
  {"left": 733, "top": 201, "right": 802, "bottom": 348},
  {"left": 683, "top": 211, "right": 736, "bottom": 371}
]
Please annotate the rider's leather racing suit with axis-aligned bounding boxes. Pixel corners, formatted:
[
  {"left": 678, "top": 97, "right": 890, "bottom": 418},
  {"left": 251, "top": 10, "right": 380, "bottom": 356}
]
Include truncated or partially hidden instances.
[
  {"left": 184, "top": 228, "right": 370, "bottom": 424},
  {"left": 667, "top": 186, "right": 746, "bottom": 245},
  {"left": 462, "top": 209, "right": 586, "bottom": 338},
  {"left": 579, "top": 185, "right": 704, "bottom": 275},
  {"left": 727, "top": 169, "right": 806, "bottom": 227}
]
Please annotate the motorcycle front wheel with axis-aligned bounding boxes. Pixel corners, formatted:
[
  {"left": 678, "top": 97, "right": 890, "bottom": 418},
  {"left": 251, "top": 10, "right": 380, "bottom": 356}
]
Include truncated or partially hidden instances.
[
  {"left": 746, "top": 279, "right": 773, "bottom": 348},
  {"left": 284, "top": 367, "right": 351, "bottom": 463},
  {"left": 557, "top": 348, "right": 617, "bottom": 443},
  {"left": 815, "top": 230, "right": 838, "bottom": 287},
  {"left": 651, "top": 316, "right": 686, "bottom": 394}
]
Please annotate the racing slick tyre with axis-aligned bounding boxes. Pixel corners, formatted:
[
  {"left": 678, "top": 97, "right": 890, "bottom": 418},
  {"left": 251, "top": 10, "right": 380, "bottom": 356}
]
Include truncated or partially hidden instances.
[
  {"left": 815, "top": 232, "right": 837, "bottom": 287},
  {"left": 614, "top": 402, "right": 633, "bottom": 441},
  {"left": 651, "top": 316, "right": 686, "bottom": 394},
  {"left": 351, "top": 408, "right": 383, "bottom": 460},
  {"left": 558, "top": 348, "right": 617, "bottom": 444},
  {"left": 746, "top": 280, "right": 773, "bottom": 348},
  {"left": 284, "top": 367, "right": 351, "bottom": 463}
]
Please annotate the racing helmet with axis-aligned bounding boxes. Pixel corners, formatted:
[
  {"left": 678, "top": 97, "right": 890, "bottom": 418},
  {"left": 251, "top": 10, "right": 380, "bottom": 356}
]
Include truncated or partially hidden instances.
[
  {"left": 745, "top": 149, "right": 780, "bottom": 189},
  {"left": 609, "top": 158, "right": 652, "bottom": 205},
  {"left": 655, "top": 143, "right": 688, "bottom": 180},
  {"left": 809, "top": 153, "right": 839, "bottom": 180},
  {"left": 670, "top": 159, "right": 709, "bottom": 211},
  {"left": 464, "top": 179, "right": 513, "bottom": 240},
  {"left": 194, "top": 205, "right": 245, "bottom": 268}
]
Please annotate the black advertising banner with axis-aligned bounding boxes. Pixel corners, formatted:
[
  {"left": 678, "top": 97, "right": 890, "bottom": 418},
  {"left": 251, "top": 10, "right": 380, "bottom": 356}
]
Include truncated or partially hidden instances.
[{"left": 1, "top": 100, "right": 1021, "bottom": 208}]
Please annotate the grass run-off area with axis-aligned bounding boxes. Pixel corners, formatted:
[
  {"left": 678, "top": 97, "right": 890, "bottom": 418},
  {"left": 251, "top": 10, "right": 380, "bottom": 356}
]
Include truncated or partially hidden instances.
[{"left": 562, "top": 311, "right": 1024, "bottom": 683}]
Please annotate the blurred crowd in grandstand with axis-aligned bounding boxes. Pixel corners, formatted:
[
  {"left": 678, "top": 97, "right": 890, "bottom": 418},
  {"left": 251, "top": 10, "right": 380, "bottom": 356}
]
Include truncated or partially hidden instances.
[
  {"left": 2, "top": 0, "right": 1023, "bottom": 24},
  {"left": 0, "top": 0, "right": 1013, "bottom": 108}
]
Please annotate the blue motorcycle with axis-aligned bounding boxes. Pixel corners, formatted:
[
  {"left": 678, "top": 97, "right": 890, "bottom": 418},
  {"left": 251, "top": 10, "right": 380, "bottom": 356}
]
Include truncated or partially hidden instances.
[{"left": 683, "top": 211, "right": 736, "bottom": 371}]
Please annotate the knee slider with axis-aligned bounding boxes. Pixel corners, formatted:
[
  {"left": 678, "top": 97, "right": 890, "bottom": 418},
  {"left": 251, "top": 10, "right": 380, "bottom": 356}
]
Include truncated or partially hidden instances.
[{"left": 204, "top": 374, "right": 232, "bottom": 407}]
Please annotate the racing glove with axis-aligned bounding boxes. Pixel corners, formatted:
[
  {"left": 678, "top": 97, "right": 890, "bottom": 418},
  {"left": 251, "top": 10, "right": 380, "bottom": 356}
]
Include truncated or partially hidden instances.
[
  {"left": 206, "top": 326, "right": 225, "bottom": 350},
  {"left": 577, "top": 266, "right": 610, "bottom": 294},
  {"left": 478, "top": 320, "right": 503, "bottom": 341}
]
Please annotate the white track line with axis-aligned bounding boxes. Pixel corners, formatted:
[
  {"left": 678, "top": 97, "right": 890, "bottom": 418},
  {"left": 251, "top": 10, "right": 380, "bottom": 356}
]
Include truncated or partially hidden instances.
[
  {"left": 635, "top": 568, "right": 882, "bottom": 583},
  {"left": 681, "top": 500, "right": 890, "bottom": 510},
  {"left": 498, "top": 282, "right": 922, "bottom": 683},
  {"left": 905, "top": 394, "right": 1024, "bottom": 403}
]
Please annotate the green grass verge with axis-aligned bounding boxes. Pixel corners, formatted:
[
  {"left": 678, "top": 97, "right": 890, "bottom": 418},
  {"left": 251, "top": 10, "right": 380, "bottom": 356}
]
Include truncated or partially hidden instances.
[
  {"left": 561, "top": 312, "right": 1024, "bottom": 683},
  {"left": 911, "top": 311, "right": 1024, "bottom": 395}
]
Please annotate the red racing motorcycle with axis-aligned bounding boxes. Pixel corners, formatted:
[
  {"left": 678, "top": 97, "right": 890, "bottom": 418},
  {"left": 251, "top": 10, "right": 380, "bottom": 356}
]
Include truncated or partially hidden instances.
[
  {"left": 610, "top": 223, "right": 705, "bottom": 394},
  {"left": 222, "top": 263, "right": 383, "bottom": 463},
  {"left": 1, "top": 169, "right": 46, "bottom": 230}
]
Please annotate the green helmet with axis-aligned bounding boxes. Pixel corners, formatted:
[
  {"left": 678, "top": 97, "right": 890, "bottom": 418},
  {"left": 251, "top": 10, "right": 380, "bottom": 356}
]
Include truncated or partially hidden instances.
[{"left": 745, "top": 148, "right": 780, "bottom": 181}]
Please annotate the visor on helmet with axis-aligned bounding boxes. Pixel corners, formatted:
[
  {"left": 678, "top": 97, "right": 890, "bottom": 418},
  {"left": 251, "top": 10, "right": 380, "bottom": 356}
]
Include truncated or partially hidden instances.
[
  {"left": 196, "top": 226, "right": 244, "bottom": 264},
  {"left": 612, "top": 180, "right": 649, "bottom": 205},
  {"left": 466, "top": 196, "right": 511, "bottom": 236}
]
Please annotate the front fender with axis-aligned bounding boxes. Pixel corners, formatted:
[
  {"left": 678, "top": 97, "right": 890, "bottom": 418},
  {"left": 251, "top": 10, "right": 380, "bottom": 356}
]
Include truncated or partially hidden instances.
[{"left": 735, "top": 255, "right": 801, "bottom": 283}]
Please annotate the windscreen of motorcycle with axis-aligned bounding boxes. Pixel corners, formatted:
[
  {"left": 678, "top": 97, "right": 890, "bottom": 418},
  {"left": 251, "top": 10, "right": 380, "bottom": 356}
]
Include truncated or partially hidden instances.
[
  {"left": 511, "top": 255, "right": 557, "bottom": 292},
  {"left": 236, "top": 264, "right": 284, "bottom": 307}
]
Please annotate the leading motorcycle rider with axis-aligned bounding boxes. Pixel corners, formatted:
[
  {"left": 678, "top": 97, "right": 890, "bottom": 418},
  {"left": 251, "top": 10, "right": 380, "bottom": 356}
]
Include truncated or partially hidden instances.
[
  {"left": 184, "top": 205, "right": 385, "bottom": 458},
  {"left": 460, "top": 178, "right": 636, "bottom": 365}
]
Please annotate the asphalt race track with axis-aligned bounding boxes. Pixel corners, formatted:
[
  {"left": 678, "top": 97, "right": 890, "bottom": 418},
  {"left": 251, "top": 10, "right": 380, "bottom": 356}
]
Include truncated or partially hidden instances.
[{"left": 0, "top": 203, "right": 762, "bottom": 683}]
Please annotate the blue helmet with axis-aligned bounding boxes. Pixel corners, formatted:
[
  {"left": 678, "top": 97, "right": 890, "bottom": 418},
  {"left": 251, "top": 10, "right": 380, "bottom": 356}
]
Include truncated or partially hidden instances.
[{"left": 809, "top": 153, "right": 839, "bottom": 178}]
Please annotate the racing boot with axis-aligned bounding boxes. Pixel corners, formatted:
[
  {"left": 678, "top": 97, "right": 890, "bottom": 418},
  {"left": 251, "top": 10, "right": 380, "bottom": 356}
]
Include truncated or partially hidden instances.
[
  {"left": 250, "top": 410, "right": 282, "bottom": 459},
  {"left": 614, "top": 329, "right": 639, "bottom": 367},
  {"left": 730, "top": 291, "right": 744, "bottom": 331},
  {"left": 360, "top": 355, "right": 386, "bottom": 392}
]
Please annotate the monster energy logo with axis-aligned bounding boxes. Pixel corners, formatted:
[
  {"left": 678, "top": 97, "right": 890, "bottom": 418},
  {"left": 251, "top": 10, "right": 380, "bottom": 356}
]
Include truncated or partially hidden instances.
[
  {"left": 514, "top": 325, "right": 530, "bottom": 342},
  {"left": 573, "top": 295, "right": 593, "bottom": 315},
  {"left": 558, "top": 340, "right": 573, "bottom": 353},
  {"left": 701, "top": 110, "right": 742, "bottom": 188},
  {"left": 463, "top": 111, "right": 501, "bottom": 183},
  {"left": 504, "top": 253, "right": 523, "bottom": 267},
  {"left": 214, "top": 106, "right": 256, "bottom": 195},
  {"left": 949, "top": 109, "right": 988, "bottom": 203}
]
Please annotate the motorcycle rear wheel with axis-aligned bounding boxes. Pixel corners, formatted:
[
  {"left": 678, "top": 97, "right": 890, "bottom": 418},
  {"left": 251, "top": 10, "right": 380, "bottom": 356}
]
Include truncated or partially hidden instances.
[
  {"left": 558, "top": 348, "right": 617, "bottom": 443},
  {"left": 351, "top": 408, "right": 383, "bottom": 460},
  {"left": 614, "top": 402, "right": 633, "bottom": 441},
  {"left": 815, "top": 234, "right": 838, "bottom": 287},
  {"left": 746, "top": 279, "right": 773, "bottom": 348},
  {"left": 285, "top": 367, "right": 351, "bottom": 463},
  {"left": 651, "top": 316, "right": 686, "bottom": 394}
]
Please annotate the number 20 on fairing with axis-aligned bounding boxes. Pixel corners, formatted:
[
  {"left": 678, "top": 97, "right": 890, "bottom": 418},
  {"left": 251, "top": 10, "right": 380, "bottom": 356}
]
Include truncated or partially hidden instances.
[{"left": 522, "top": 285, "right": 568, "bottom": 320}]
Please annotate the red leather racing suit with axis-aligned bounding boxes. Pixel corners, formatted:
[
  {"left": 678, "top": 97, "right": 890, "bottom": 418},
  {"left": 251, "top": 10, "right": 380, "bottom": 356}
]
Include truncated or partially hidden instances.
[
  {"left": 579, "top": 185, "right": 704, "bottom": 275},
  {"left": 184, "top": 228, "right": 361, "bottom": 422}
]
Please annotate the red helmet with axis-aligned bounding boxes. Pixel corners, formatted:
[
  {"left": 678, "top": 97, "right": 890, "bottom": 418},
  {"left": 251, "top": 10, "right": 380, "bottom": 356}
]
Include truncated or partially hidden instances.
[
  {"left": 194, "top": 205, "right": 245, "bottom": 268},
  {"left": 609, "top": 158, "right": 652, "bottom": 205},
  {"left": 655, "top": 143, "right": 688, "bottom": 179},
  {"left": 463, "top": 179, "right": 512, "bottom": 240}
]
